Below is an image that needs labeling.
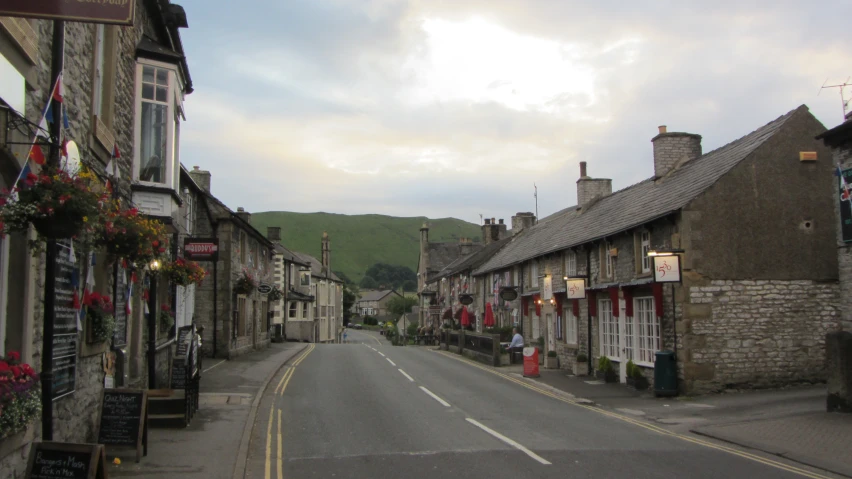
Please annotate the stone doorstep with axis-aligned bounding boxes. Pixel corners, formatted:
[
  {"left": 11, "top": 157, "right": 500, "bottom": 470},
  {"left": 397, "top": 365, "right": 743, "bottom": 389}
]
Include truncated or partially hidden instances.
[{"left": 199, "top": 392, "right": 253, "bottom": 406}]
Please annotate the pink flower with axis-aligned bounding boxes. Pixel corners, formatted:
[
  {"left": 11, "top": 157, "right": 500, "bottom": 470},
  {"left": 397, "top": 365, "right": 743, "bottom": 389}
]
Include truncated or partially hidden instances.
[
  {"left": 10, "top": 366, "right": 22, "bottom": 378},
  {"left": 7, "top": 351, "right": 20, "bottom": 362},
  {"left": 0, "top": 361, "right": 9, "bottom": 372}
]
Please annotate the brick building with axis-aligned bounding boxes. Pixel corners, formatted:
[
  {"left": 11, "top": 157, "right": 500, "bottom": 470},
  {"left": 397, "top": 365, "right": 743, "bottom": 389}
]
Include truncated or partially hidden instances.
[{"left": 474, "top": 106, "right": 839, "bottom": 394}]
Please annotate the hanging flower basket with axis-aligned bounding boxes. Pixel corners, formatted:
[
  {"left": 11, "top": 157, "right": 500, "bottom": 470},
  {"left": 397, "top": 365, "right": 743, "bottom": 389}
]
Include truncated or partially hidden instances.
[
  {"left": 163, "top": 257, "right": 207, "bottom": 286},
  {"left": 94, "top": 200, "right": 169, "bottom": 267},
  {"left": 86, "top": 292, "right": 115, "bottom": 343},
  {"left": 0, "top": 167, "right": 101, "bottom": 240},
  {"left": 234, "top": 270, "right": 257, "bottom": 295},
  {"left": 267, "top": 286, "right": 283, "bottom": 302},
  {"left": 159, "top": 304, "right": 175, "bottom": 332},
  {"left": 0, "top": 351, "right": 41, "bottom": 440}
]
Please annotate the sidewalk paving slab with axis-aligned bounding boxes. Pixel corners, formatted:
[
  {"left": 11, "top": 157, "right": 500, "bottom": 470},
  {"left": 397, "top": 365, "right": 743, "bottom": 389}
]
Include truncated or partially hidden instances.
[{"left": 106, "top": 342, "right": 307, "bottom": 478}]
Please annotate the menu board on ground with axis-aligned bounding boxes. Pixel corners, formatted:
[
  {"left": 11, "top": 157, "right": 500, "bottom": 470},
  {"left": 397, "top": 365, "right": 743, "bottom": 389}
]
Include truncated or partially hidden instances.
[
  {"left": 53, "top": 245, "right": 78, "bottom": 400},
  {"left": 97, "top": 389, "right": 147, "bottom": 462},
  {"left": 175, "top": 325, "right": 193, "bottom": 358},
  {"left": 112, "top": 265, "right": 128, "bottom": 347},
  {"left": 170, "top": 359, "right": 187, "bottom": 390},
  {"left": 25, "top": 442, "right": 106, "bottom": 479}
]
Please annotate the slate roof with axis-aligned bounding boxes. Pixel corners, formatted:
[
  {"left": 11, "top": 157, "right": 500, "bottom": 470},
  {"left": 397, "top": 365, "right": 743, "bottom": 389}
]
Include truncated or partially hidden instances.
[
  {"left": 272, "top": 243, "right": 309, "bottom": 266},
  {"left": 357, "top": 290, "right": 399, "bottom": 302},
  {"left": 431, "top": 237, "right": 513, "bottom": 282},
  {"left": 424, "top": 241, "right": 482, "bottom": 283},
  {"left": 474, "top": 105, "right": 805, "bottom": 275},
  {"left": 292, "top": 251, "right": 342, "bottom": 283}
]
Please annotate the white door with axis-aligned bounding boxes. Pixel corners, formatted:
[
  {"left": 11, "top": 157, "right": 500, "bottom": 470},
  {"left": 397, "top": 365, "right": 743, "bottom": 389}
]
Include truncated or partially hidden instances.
[{"left": 617, "top": 299, "right": 629, "bottom": 382}]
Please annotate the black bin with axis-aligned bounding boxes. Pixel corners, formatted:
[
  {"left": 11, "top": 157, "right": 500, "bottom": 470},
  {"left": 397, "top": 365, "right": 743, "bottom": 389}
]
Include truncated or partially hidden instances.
[{"left": 654, "top": 350, "right": 678, "bottom": 397}]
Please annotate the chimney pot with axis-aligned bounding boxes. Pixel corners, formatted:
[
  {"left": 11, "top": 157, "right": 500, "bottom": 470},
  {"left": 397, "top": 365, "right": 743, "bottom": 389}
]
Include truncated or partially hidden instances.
[
  {"left": 485, "top": 219, "right": 491, "bottom": 225},
  {"left": 498, "top": 219, "right": 504, "bottom": 225},
  {"left": 580, "top": 161, "right": 587, "bottom": 178},
  {"left": 658, "top": 125, "right": 667, "bottom": 134},
  {"left": 193, "top": 165, "right": 200, "bottom": 170},
  {"left": 652, "top": 127, "right": 702, "bottom": 178},
  {"left": 237, "top": 207, "right": 245, "bottom": 212}
]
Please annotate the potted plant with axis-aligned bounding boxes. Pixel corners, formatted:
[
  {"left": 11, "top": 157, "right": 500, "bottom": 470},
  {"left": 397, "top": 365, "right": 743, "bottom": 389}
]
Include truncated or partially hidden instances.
[
  {"left": 93, "top": 199, "right": 169, "bottom": 267},
  {"left": 0, "top": 351, "right": 41, "bottom": 439},
  {"left": 163, "top": 257, "right": 207, "bottom": 286},
  {"left": 626, "top": 360, "right": 649, "bottom": 390},
  {"left": 159, "top": 304, "right": 175, "bottom": 334},
  {"left": 234, "top": 269, "right": 257, "bottom": 295},
  {"left": 545, "top": 350, "right": 559, "bottom": 369},
  {"left": 267, "top": 286, "right": 283, "bottom": 302},
  {"left": 86, "top": 292, "right": 115, "bottom": 343},
  {"left": 0, "top": 167, "right": 101, "bottom": 240},
  {"left": 596, "top": 356, "right": 617, "bottom": 382},
  {"left": 573, "top": 353, "right": 589, "bottom": 376}
]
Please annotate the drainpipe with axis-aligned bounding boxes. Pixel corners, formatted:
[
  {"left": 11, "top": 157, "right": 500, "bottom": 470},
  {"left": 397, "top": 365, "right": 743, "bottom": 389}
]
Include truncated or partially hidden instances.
[{"left": 586, "top": 248, "right": 592, "bottom": 372}]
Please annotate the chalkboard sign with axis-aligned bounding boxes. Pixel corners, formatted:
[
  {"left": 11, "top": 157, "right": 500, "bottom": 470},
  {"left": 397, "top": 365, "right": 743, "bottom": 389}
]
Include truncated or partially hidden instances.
[
  {"left": 52, "top": 344, "right": 77, "bottom": 400},
  {"left": 25, "top": 442, "right": 106, "bottom": 479},
  {"left": 175, "top": 325, "right": 193, "bottom": 358},
  {"left": 170, "top": 360, "right": 187, "bottom": 390},
  {"left": 97, "top": 389, "right": 147, "bottom": 462},
  {"left": 53, "top": 245, "right": 78, "bottom": 400},
  {"left": 112, "top": 265, "right": 128, "bottom": 347}
]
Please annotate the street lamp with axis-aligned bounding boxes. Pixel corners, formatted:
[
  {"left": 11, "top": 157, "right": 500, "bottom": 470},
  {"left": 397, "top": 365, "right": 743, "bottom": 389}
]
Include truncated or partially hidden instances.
[{"left": 147, "top": 259, "right": 161, "bottom": 389}]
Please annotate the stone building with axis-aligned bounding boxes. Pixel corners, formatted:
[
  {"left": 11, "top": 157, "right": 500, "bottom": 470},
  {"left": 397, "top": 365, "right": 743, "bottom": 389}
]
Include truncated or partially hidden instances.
[
  {"left": 0, "top": 0, "right": 195, "bottom": 475},
  {"left": 189, "top": 167, "right": 275, "bottom": 358},
  {"left": 356, "top": 290, "right": 401, "bottom": 317},
  {"left": 289, "top": 234, "right": 344, "bottom": 343},
  {"left": 816, "top": 114, "right": 852, "bottom": 412},
  {"left": 475, "top": 105, "right": 839, "bottom": 394}
]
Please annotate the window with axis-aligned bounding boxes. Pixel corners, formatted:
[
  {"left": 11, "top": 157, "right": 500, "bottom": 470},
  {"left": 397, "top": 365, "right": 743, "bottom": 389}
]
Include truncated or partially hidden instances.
[
  {"left": 237, "top": 296, "right": 247, "bottom": 337},
  {"left": 184, "top": 193, "right": 193, "bottom": 234},
  {"left": 599, "top": 299, "right": 618, "bottom": 359},
  {"left": 93, "top": 25, "right": 117, "bottom": 133},
  {"left": 289, "top": 302, "right": 297, "bottom": 319},
  {"left": 532, "top": 307, "right": 541, "bottom": 340},
  {"left": 321, "top": 305, "right": 327, "bottom": 317},
  {"left": 601, "top": 242, "right": 614, "bottom": 279},
  {"left": 635, "top": 297, "right": 659, "bottom": 364},
  {"left": 261, "top": 301, "right": 269, "bottom": 332},
  {"left": 137, "top": 65, "right": 170, "bottom": 184},
  {"left": 302, "top": 302, "right": 308, "bottom": 318},
  {"left": 529, "top": 261, "right": 539, "bottom": 289},
  {"left": 513, "top": 267, "right": 519, "bottom": 286},
  {"left": 564, "top": 305, "right": 578, "bottom": 345},
  {"left": 289, "top": 264, "right": 295, "bottom": 286},
  {"left": 249, "top": 241, "right": 257, "bottom": 268},
  {"left": 641, "top": 231, "right": 651, "bottom": 273},
  {"left": 565, "top": 251, "right": 577, "bottom": 277}
]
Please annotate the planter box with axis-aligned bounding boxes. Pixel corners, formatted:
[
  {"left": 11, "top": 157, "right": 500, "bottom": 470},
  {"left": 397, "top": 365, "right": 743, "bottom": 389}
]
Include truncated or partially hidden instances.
[
  {"left": 597, "top": 369, "right": 618, "bottom": 383},
  {"left": 573, "top": 362, "right": 589, "bottom": 376},
  {"left": 500, "top": 354, "right": 510, "bottom": 366},
  {"left": 545, "top": 356, "right": 559, "bottom": 369}
]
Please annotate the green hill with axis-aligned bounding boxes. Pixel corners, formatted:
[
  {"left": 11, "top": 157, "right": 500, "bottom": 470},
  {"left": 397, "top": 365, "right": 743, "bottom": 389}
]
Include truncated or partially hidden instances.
[{"left": 250, "top": 212, "right": 483, "bottom": 284}]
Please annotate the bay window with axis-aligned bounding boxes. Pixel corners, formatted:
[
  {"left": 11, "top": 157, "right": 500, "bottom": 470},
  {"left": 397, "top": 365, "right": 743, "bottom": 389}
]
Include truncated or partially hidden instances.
[{"left": 133, "top": 61, "right": 184, "bottom": 189}]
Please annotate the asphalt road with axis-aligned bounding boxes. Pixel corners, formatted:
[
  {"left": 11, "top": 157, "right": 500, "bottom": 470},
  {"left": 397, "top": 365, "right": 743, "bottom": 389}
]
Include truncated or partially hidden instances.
[{"left": 245, "top": 330, "right": 837, "bottom": 479}]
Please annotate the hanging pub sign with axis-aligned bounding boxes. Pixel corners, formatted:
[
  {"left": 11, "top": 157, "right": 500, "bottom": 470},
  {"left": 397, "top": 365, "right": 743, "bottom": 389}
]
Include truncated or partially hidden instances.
[
  {"left": 839, "top": 168, "right": 852, "bottom": 243},
  {"left": 458, "top": 294, "right": 473, "bottom": 306},
  {"left": 565, "top": 278, "right": 586, "bottom": 299},
  {"left": 0, "top": 1, "right": 135, "bottom": 25},
  {"left": 652, "top": 254, "right": 682, "bottom": 283},
  {"left": 184, "top": 238, "right": 219, "bottom": 261},
  {"left": 257, "top": 283, "right": 272, "bottom": 295},
  {"left": 542, "top": 275, "right": 553, "bottom": 301},
  {"left": 498, "top": 287, "right": 518, "bottom": 302}
]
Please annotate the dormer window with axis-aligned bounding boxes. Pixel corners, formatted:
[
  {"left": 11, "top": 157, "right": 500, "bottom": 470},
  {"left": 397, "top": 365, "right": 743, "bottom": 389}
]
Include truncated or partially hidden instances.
[{"left": 133, "top": 61, "right": 183, "bottom": 189}]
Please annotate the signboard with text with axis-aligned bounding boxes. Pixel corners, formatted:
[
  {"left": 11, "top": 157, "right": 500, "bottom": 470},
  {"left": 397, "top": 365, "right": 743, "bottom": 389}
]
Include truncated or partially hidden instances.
[
  {"left": 652, "top": 255, "right": 682, "bottom": 283},
  {"left": 1, "top": 1, "right": 135, "bottom": 26},
  {"left": 53, "top": 245, "right": 78, "bottom": 400},
  {"left": 184, "top": 238, "right": 219, "bottom": 261}
]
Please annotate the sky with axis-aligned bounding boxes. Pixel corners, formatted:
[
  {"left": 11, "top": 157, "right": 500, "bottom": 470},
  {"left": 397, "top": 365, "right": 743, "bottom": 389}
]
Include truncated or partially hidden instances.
[{"left": 177, "top": 0, "right": 852, "bottom": 226}]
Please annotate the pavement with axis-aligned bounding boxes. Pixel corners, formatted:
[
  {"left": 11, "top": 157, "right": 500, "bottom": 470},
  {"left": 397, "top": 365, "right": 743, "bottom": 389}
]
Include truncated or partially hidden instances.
[{"left": 106, "top": 341, "right": 308, "bottom": 478}]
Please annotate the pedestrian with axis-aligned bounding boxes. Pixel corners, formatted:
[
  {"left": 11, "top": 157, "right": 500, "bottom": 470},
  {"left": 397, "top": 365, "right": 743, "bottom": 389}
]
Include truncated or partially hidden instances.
[
  {"left": 343, "top": 330, "right": 348, "bottom": 343},
  {"left": 507, "top": 327, "right": 524, "bottom": 364}
]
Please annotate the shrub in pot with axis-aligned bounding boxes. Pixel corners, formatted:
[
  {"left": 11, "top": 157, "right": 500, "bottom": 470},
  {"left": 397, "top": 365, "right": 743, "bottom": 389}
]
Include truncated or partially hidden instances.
[
  {"left": 545, "top": 350, "right": 559, "bottom": 369},
  {"left": 573, "top": 353, "right": 589, "bottom": 376},
  {"left": 596, "top": 356, "right": 617, "bottom": 382}
]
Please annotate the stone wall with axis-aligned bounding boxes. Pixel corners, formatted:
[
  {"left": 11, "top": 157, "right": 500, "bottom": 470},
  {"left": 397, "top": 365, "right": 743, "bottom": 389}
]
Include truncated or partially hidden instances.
[
  {"left": 683, "top": 279, "right": 839, "bottom": 393},
  {"left": 833, "top": 141, "right": 852, "bottom": 333}
]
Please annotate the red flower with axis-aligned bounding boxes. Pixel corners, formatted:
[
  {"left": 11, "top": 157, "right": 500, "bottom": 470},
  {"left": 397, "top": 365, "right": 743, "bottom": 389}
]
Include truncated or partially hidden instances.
[
  {"left": 161, "top": 303, "right": 170, "bottom": 312},
  {"left": 21, "top": 364, "right": 35, "bottom": 377},
  {"left": 158, "top": 247, "right": 165, "bottom": 253},
  {"left": 7, "top": 351, "right": 20, "bottom": 362},
  {"left": 152, "top": 240, "right": 159, "bottom": 247},
  {"left": 0, "top": 361, "right": 9, "bottom": 372},
  {"left": 10, "top": 366, "right": 21, "bottom": 378}
]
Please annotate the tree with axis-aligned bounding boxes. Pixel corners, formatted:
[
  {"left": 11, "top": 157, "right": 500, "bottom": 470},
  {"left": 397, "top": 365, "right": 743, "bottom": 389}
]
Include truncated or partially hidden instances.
[
  {"left": 361, "top": 263, "right": 416, "bottom": 290},
  {"left": 359, "top": 276, "right": 378, "bottom": 289},
  {"left": 343, "top": 286, "right": 357, "bottom": 323},
  {"left": 387, "top": 295, "right": 417, "bottom": 317},
  {"left": 402, "top": 280, "right": 416, "bottom": 292},
  {"left": 334, "top": 270, "right": 354, "bottom": 286}
]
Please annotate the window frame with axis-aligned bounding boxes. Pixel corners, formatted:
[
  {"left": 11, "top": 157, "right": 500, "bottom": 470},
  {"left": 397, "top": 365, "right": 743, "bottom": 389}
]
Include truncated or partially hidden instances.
[
  {"left": 288, "top": 302, "right": 297, "bottom": 319},
  {"left": 133, "top": 59, "right": 184, "bottom": 189},
  {"left": 237, "top": 296, "right": 247, "bottom": 337},
  {"left": 601, "top": 242, "right": 614, "bottom": 279},
  {"left": 565, "top": 250, "right": 577, "bottom": 277},
  {"left": 641, "top": 231, "right": 651, "bottom": 274},
  {"left": 599, "top": 298, "right": 618, "bottom": 360},
  {"left": 634, "top": 296, "right": 659, "bottom": 366},
  {"left": 563, "top": 304, "right": 578, "bottom": 345}
]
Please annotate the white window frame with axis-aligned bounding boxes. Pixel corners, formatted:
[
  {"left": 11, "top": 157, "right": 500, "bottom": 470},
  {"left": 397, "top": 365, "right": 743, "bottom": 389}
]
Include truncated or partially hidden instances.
[
  {"left": 302, "top": 302, "right": 308, "bottom": 319},
  {"left": 634, "top": 296, "right": 659, "bottom": 366},
  {"left": 184, "top": 193, "right": 193, "bottom": 235},
  {"left": 565, "top": 251, "right": 577, "bottom": 277},
  {"left": 564, "top": 305, "right": 578, "bottom": 345},
  {"left": 93, "top": 24, "right": 106, "bottom": 120},
  {"left": 133, "top": 59, "right": 184, "bottom": 189},
  {"left": 530, "top": 261, "right": 539, "bottom": 289},
  {"left": 599, "top": 298, "right": 618, "bottom": 359},
  {"left": 641, "top": 231, "right": 651, "bottom": 273},
  {"left": 604, "top": 242, "right": 614, "bottom": 279},
  {"left": 289, "top": 302, "right": 297, "bottom": 319}
]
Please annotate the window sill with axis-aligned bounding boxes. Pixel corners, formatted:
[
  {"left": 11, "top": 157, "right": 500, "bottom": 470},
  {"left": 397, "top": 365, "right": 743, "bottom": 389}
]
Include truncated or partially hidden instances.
[{"left": 131, "top": 183, "right": 184, "bottom": 207}]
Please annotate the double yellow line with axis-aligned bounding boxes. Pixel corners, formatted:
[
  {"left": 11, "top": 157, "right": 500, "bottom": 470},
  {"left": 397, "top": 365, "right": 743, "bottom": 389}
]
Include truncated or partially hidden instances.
[
  {"left": 433, "top": 350, "right": 833, "bottom": 479},
  {"left": 265, "top": 344, "right": 314, "bottom": 479}
]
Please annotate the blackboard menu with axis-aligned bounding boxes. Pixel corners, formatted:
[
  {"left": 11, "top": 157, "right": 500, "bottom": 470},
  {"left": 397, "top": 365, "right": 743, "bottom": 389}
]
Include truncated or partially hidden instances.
[
  {"left": 112, "top": 265, "right": 128, "bottom": 347},
  {"left": 170, "top": 362, "right": 187, "bottom": 390},
  {"left": 175, "top": 326, "right": 192, "bottom": 357},
  {"left": 26, "top": 442, "right": 105, "bottom": 479},
  {"left": 53, "top": 247, "right": 78, "bottom": 400},
  {"left": 97, "top": 389, "right": 144, "bottom": 447}
]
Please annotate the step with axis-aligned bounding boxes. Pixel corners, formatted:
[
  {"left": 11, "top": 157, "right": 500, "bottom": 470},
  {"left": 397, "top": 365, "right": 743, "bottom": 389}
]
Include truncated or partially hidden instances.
[
  {"left": 148, "top": 396, "right": 187, "bottom": 415},
  {"left": 148, "top": 413, "right": 187, "bottom": 429}
]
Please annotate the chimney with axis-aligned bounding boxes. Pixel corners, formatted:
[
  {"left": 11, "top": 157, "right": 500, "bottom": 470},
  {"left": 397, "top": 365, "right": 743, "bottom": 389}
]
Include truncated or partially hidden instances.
[
  {"left": 321, "top": 232, "right": 330, "bottom": 272},
  {"left": 511, "top": 212, "right": 536, "bottom": 234},
  {"left": 235, "top": 207, "right": 251, "bottom": 224},
  {"left": 651, "top": 125, "right": 702, "bottom": 178},
  {"left": 497, "top": 219, "right": 508, "bottom": 240},
  {"left": 419, "top": 223, "right": 429, "bottom": 292},
  {"left": 189, "top": 165, "right": 211, "bottom": 192},
  {"left": 459, "top": 237, "right": 472, "bottom": 256},
  {"left": 267, "top": 226, "right": 281, "bottom": 243},
  {"left": 482, "top": 217, "right": 502, "bottom": 245},
  {"left": 576, "top": 163, "right": 612, "bottom": 209}
]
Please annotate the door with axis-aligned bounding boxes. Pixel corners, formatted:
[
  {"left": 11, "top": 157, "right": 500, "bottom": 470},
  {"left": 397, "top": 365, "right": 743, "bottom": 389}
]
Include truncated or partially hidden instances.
[
  {"left": 617, "top": 299, "right": 631, "bottom": 382},
  {"left": 546, "top": 313, "right": 555, "bottom": 353}
]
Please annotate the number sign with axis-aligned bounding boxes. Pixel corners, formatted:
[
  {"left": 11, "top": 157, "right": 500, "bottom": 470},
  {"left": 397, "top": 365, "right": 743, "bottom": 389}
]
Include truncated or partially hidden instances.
[{"left": 652, "top": 254, "right": 682, "bottom": 283}]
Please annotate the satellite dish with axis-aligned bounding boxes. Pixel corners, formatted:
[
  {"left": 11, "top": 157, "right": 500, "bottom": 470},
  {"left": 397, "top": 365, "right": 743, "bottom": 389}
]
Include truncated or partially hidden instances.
[{"left": 63, "top": 141, "right": 81, "bottom": 175}]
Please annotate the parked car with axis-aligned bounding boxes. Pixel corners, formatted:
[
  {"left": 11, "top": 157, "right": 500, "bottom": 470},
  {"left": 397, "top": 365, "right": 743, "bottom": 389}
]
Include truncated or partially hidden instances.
[{"left": 353, "top": 323, "right": 362, "bottom": 330}]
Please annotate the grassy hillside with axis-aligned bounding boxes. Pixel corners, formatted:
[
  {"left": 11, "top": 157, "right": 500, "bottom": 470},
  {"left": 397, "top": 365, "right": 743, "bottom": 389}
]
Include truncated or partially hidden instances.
[{"left": 250, "top": 212, "right": 482, "bottom": 284}]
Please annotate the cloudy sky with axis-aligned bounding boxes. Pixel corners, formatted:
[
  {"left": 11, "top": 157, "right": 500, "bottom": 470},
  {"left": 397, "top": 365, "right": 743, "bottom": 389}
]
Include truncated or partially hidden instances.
[{"left": 178, "top": 0, "right": 852, "bottom": 225}]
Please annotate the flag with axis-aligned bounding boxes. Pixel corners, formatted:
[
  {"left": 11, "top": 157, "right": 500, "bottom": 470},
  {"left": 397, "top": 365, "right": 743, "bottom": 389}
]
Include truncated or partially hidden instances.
[
  {"left": 28, "top": 145, "right": 45, "bottom": 166},
  {"left": 839, "top": 166, "right": 852, "bottom": 204},
  {"left": 82, "top": 252, "right": 96, "bottom": 306},
  {"left": 44, "top": 73, "right": 64, "bottom": 125},
  {"left": 125, "top": 270, "right": 133, "bottom": 316}
]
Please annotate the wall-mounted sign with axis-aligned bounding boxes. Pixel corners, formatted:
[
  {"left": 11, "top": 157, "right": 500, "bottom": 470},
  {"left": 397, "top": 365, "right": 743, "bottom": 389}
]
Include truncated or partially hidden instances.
[
  {"left": 652, "top": 255, "right": 682, "bottom": 283},
  {"left": 565, "top": 278, "right": 586, "bottom": 299},
  {"left": 0, "top": 1, "right": 135, "bottom": 25},
  {"left": 458, "top": 294, "right": 473, "bottom": 306},
  {"left": 258, "top": 283, "right": 272, "bottom": 295},
  {"left": 499, "top": 287, "right": 518, "bottom": 302},
  {"left": 184, "top": 238, "right": 219, "bottom": 261}
]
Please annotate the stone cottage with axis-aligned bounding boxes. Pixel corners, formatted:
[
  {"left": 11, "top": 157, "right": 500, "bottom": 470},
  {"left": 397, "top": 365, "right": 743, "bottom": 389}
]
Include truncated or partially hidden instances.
[
  {"left": 189, "top": 167, "right": 275, "bottom": 358},
  {"left": 289, "top": 233, "right": 344, "bottom": 343},
  {"left": 816, "top": 113, "right": 852, "bottom": 412},
  {"left": 475, "top": 105, "right": 839, "bottom": 394},
  {"left": 0, "top": 0, "right": 196, "bottom": 475},
  {"left": 356, "top": 290, "right": 401, "bottom": 318}
]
